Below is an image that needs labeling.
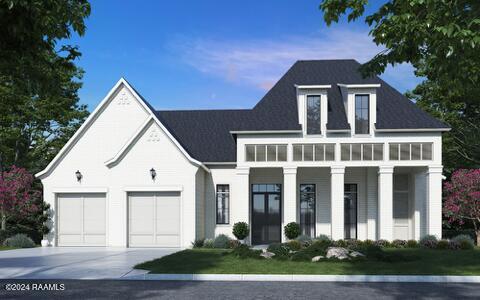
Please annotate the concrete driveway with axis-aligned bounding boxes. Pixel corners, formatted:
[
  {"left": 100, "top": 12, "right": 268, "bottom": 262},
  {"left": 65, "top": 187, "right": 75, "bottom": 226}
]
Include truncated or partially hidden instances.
[{"left": 0, "top": 247, "right": 177, "bottom": 279}]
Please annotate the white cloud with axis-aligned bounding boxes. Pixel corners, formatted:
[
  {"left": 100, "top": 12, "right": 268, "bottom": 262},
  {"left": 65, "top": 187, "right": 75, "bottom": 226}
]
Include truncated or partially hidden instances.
[{"left": 170, "top": 29, "right": 418, "bottom": 91}]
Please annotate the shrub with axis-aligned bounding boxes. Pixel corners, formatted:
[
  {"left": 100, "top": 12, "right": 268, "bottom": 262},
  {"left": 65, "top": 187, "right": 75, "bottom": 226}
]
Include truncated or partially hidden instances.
[
  {"left": 191, "top": 239, "right": 204, "bottom": 248},
  {"left": 288, "top": 240, "right": 302, "bottom": 251},
  {"left": 203, "top": 238, "right": 214, "bottom": 248},
  {"left": 406, "top": 240, "right": 418, "bottom": 248},
  {"left": 284, "top": 222, "right": 300, "bottom": 240},
  {"left": 333, "top": 239, "right": 348, "bottom": 247},
  {"left": 290, "top": 251, "right": 312, "bottom": 262},
  {"left": 232, "top": 222, "right": 249, "bottom": 240},
  {"left": 374, "top": 239, "right": 390, "bottom": 248},
  {"left": 391, "top": 239, "right": 407, "bottom": 248},
  {"left": 344, "top": 239, "right": 362, "bottom": 250},
  {"left": 3, "top": 234, "right": 35, "bottom": 248},
  {"left": 231, "top": 244, "right": 261, "bottom": 259},
  {"left": 451, "top": 234, "right": 475, "bottom": 250},
  {"left": 228, "top": 239, "right": 241, "bottom": 249},
  {"left": 363, "top": 239, "right": 375, "bottom": 246},
  {"left": 436, "top": 239, "right": 449, "bottom": 249},
  {"left": 213, "top": 234, "right": 231, "bottom": 248},
  {"left": 315, "top": 234, "right": 331, "bottom": 242},
  {"left": 296, "top": 234, "right": 312, "bottom": 247},
  {"left": 420, "top": 235, "right": 438, "bottom": 249},
  {"left": 267, "top": 243, "right": 291, "bottom": 260}
]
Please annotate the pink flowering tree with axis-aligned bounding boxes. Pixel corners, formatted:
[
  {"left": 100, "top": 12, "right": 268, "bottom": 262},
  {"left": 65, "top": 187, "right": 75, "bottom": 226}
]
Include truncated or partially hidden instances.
[
  {"left": 0, "top": 166, "right": 40, "bottom": 231},
  {"left": 443, "top": 169, "right": 480, "bottom": 245}
]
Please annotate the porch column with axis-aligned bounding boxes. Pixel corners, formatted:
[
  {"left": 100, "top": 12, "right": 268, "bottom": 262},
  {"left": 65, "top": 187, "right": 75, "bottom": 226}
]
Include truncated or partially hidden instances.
[
  {"left": 235, "top": 167, "right": 250, "bottom": 229},
  {"left": 330, "top": 166, "right": 345, "bottom": 240},
  {"left": 427, "top": 166, "right": 443, "bottom": 239},
  {"left": 283, "top": 167, "right": 297, "bottom": 242},
  {"left": 378, "top": 166, "right": 394, "bottom": 241}
]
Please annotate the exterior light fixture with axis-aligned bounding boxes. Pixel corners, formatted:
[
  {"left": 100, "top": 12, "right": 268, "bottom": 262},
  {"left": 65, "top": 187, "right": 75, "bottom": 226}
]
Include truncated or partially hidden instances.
[
  {"left": 75, "top": 170, "right": 82, "bottom": 182},
  {"left": 150, "top": 168, "right": 156, "bottom": 180}
]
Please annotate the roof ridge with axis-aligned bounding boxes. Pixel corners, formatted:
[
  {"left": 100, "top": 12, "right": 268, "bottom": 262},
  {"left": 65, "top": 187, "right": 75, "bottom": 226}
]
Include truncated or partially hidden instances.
[{"left": 157, "top": 108, "right": 252, "bottom": 113}]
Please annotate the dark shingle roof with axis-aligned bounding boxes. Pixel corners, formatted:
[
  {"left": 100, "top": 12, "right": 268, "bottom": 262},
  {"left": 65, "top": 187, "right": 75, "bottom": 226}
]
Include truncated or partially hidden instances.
[{"left": 153, "top": 59, "right": 448, "bottom": 162}]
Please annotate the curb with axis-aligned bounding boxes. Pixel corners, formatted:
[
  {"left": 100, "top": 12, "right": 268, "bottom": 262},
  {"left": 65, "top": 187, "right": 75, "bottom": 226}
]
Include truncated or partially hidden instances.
[{"left": 120, "top": 273, "right": 480, "bottom": 283}]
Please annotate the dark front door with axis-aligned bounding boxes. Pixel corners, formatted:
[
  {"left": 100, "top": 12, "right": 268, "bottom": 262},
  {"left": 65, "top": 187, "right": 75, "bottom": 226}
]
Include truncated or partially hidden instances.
[{"left": 251, "top": 184, "right": 281, "bottom": 245}]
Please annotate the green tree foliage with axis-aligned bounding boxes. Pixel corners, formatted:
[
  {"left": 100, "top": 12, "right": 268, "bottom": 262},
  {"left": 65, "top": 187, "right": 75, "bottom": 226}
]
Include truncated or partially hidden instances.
[
  {"left": 319, "top": 0, "right": 480, "bottom": 172},
  {"left": 0, "top": 0, "right": 91, "bottom": 174}
]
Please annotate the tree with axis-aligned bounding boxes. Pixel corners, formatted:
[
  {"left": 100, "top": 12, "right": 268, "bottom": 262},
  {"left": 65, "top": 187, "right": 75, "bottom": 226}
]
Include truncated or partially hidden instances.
[
  {"left": 319, "top": 0, "right": 480, "bottom": 172},
  {"left": 0, "top": 166, "right": 40, "bottom": 231},
  {"left": 443, "top": 169, "right": 480, "bottom": 245},
  {"left": 0, "top": 0, "right": 91, "bottom": 174}
]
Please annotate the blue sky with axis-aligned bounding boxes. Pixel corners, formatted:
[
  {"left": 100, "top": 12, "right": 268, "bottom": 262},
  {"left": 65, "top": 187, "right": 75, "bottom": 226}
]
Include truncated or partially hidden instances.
[{"left": 71, "top": 0, "right": 421, "bottom": 111}]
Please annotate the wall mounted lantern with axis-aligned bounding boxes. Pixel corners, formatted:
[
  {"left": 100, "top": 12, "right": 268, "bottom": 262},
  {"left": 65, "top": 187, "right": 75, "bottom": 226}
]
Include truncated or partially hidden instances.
[
  {"left": 75, "top": 170, "right": 82, "bottom": 182},
  {"left": 150, "top": 168, "right": 156, "bottom": 180}
]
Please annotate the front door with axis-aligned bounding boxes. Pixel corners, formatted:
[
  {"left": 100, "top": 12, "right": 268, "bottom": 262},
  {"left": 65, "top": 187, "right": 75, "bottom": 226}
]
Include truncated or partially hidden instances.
[{"left": 251, "top": 184, "right": 281, "bottom": 245}]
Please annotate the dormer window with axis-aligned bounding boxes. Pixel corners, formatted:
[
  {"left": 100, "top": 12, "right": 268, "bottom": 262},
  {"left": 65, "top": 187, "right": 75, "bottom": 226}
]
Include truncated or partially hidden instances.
[
  {"left": 306, "top": 95, "right": 321, "bottom": 135},
  {"left": 355, "top": 94, "right": 369, "bottom": 134}
]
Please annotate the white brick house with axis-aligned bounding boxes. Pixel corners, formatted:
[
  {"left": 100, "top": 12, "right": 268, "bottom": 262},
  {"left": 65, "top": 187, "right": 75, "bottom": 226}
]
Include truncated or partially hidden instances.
[{"left": 37, "top": 60, "right": 449, "bottom": 247}]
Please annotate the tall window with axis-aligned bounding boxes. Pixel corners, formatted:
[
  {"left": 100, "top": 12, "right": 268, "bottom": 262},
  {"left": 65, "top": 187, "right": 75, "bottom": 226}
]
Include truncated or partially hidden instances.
[
  {"left": 355, "top": 94, "right": 369, "bottom": 134},
  {"left": 344, "top": 184, "right": 357, "bottom": 239},
  {"left": 300, "top": 184, "right": 316, "bottom": 237},
  {"left": 306, "top": 95, "right": 321, "bottom": 134},
  {"left": 216, "top": 185, "right": 229, "bottom": 224}
]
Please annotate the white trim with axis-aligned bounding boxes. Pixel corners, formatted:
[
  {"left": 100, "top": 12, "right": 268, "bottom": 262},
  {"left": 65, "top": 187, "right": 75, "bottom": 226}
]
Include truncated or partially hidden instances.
[
  {"left": 123, "top": 185, "right": 184, "bottom": 192},
  {"left": 230, "top": 130, "right": 302, "bottom": 134},
  {"left": 375, "top": 128, "right": 451, "bottom": 132},
  {"left": 104, "top": 117, "right": 154, "bottom": 167},
  {"left": 294, "top": 84, "right": 332, "bottom": 89},
  {"left": 36, "top": 78, "right": 209, "bottom": 179},
  {"left": 52, "top": 187, "right": 109, "bottom": 193},
  {"left": 327, "top": 129, "right": 350, "bottom": 133},
  {"left": 337, "top": 84, "right": 381, "bottom": 88},
  {"left": 122, "top": 274, "right": 480, "bottom": 283},
  {"left": 204, "top": 162, "right": 236, "bottom": 165}
]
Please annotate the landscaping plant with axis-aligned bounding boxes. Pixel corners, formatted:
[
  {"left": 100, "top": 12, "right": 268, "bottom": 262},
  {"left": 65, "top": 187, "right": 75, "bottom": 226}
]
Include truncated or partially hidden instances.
[
  {"left": 203, "top": 239, "right": 214, "bottom": 248},
  {"left": 3, "top": 233, "right": 35, "bottom": 248},
  {"left": 420, "top": 235, "right": 438, "bottom": 249},
  {"left": 213, "top": 234, "right": 230, "bottom": 249},
  {"left": 451, "top": 234, "right": 475, "bottom": 250},
  {"left": 284, "top": 222, "right": 300, "bottom": 240},
  {"left": 443, "top": 169, "right": 480, "bottom": 245},
  {"left": 232, "top": 222, "right": 249, "bottom": 241},
  {"left": 191, "top": 239, "right": 204, "bottom": 248}
]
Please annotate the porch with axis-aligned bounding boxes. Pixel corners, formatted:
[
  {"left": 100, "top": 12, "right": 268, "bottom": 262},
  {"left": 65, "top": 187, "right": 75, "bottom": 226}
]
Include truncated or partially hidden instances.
[{"left": 233, "top": 166, "right": 443, "bottom": 245}]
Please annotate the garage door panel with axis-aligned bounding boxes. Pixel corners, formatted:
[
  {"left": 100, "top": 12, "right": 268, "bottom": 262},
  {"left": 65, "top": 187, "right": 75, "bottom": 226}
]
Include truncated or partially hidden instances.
[
  {"left": 58, "top": 196, "right": 82, "bottom": 234},
  {"left": 57, "top": 234, "right": 83, "bottom": 246},
  {"left": 83, "top": 196, "right": 106, "bottom": 235},
  {"left": 83, "top": 234, "right": 106, "bottom": 246},
  {"left": 129, "top": 192, "right": 180, "bottom": 247}
]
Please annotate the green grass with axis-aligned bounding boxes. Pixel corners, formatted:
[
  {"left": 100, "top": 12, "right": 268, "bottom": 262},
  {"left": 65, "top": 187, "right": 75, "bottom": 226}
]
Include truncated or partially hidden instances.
[
  {"left": 136, "top": 248, "right": 480, "bottom": 275},
  {"left": 0, "top": 246, "right": 16, "bottom": 251}
]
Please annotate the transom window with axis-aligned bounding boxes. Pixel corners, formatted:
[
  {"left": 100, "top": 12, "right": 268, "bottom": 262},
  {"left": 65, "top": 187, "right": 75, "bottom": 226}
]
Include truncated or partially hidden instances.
[
  {"left": 306, "top": 95, "right": 321, "bottom": 135},
  {"left": 389, "top": 143, "right": 433, "bottom": 160},
  {"left": 216, "top": 185, "right": 230, "bottom": 224},
  {"left": 340, "top": 143, "right": 383, "bottom": 161},
  {"left": 245, "top": 144, "right": 287, "bottom": 162},
  {"left": 355, "top": 94, "right": 370, "bottom": 134},
  {"left": 293, "top": 144, "right": 335, "bottom": 161}
]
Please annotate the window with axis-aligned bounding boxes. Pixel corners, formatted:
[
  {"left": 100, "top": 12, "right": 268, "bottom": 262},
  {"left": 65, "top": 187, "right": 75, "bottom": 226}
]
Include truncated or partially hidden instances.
[
  {"left": 306, "top": 95, "right": 321, "bottom": 134},
  {"left": 216, "top": 185, "right": 229, "bottom": 224},
  {"left": 245, "top": 145, "right": 287, "bottom": 162},
  {"left": 340, "top": 143, "right": 383, "bottom": 161},
  {"left": 344, "top": 184, "right": 357, "bottom": 239},
  {"left": 300, "top": 184, "right": 316, "bottom": 237},
  {"left": 292, "top": 144, "right": 335, "bottom": 161},
  {"left": 389, "top": 143, "right": 433, "bottom": 160},
  {"left": 355, "top": 94, "right": 369, "bottom": 134}
]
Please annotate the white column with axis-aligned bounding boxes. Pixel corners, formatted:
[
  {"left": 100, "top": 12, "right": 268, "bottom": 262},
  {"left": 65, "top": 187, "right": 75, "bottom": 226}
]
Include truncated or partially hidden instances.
[
  {"left": 283, "top": 167, "right": 297, "bottom": 242},
  {"left": 427, "top": 166, "right": 443, "bottom": 239},
  {"left": 414, "top": 170, "right": 427, "bottom": 240},
  {"left": 330, "top": 166, "right": 345, "bottom": 240},
  {"left": 366, "top": 167, "right": 378, "bottom": 240},
  {"left": 378, "top": 166, "right": 394, "bottom": 241},
  {"left": 235, "top": 167, "right": 250, "bottom": 241}
]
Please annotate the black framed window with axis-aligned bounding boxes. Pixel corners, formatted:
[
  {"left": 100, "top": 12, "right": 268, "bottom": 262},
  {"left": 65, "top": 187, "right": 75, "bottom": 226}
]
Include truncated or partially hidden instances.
[
  {"left": 306, "top": 95, "right": 321, "bottom": 134},
  {"left": 216, "top": 185, "right": 229, "bottom": 224},
  {"left": 355, "top": 94, "right": 369, "bottom": 134},
  {"left": 344, "top": 184, "right": 358, "bottom": 239},
  {"left": 300, "top": 184, "right": 316, "bottom": 237}
]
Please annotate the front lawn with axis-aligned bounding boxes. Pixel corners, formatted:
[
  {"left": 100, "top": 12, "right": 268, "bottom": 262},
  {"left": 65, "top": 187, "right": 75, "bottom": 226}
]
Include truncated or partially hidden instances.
[
  {"left": 136, "top": 248, "right": 480, "bottom": 275},
  {"left": 0, "top": 246, "right": 16, "bottom": 251}
]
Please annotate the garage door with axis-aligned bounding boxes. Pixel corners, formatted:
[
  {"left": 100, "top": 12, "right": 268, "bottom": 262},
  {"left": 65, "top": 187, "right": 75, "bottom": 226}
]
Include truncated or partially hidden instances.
[
  {"left": 57, "top": 193, "right": 106, "bottom": 246},
  {"left": 128, "top": 192, "right": 180, "bottom": 247}
]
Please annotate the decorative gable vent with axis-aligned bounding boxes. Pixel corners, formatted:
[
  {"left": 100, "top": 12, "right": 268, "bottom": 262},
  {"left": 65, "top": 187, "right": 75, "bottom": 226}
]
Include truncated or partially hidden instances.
[
  {"left": 147, "top": 128, "right": 161, "bottom": 142},
  {"left": 117, "top": 91, "right": 131, "bottom": 105}
]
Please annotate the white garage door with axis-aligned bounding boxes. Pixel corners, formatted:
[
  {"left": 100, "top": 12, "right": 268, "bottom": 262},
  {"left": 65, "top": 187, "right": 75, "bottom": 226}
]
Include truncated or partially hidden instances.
[
  {"left": 57, "top": 193, "right": 106, "bottom": 246},
  {"left": 128, "top": 192, "right": 180, "bottom": 247}
]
